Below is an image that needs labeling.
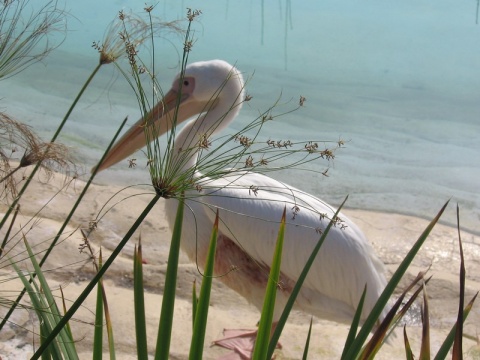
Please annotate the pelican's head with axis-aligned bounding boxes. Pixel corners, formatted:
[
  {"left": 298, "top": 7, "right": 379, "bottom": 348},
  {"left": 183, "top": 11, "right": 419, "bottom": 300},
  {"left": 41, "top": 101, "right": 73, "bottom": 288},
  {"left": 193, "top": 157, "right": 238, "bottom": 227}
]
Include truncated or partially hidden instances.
[
  {"left": 175, "top": 60, "right": 244, "bottom": 104},
  {"left": 94, "top": 59, "right": 244, "bottom": 172}
]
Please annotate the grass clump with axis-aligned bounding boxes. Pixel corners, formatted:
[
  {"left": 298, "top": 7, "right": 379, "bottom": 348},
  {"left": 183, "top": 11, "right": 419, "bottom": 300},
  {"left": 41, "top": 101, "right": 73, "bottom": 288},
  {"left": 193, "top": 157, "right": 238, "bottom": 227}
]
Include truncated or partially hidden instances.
[{"left": 0, "top": 0, "right": 66, "bottom": 80}]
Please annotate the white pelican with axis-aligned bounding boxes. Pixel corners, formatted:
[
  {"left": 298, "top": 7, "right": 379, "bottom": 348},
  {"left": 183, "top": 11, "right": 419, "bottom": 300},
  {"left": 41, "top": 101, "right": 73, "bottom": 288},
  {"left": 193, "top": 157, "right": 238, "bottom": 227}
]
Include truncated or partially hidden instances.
[{"left": 96, "top": 60, "right": 388, "bottom": 358}]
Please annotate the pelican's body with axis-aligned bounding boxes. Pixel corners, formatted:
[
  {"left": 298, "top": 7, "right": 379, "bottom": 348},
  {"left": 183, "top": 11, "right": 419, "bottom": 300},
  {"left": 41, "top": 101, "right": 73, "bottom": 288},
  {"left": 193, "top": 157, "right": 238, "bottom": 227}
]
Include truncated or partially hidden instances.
[
  {"left": 96, "top": 60, "right": 388, "bottom": 354},
  {"left": 167, "top": 170, "right": 387, "bottom": 324}
]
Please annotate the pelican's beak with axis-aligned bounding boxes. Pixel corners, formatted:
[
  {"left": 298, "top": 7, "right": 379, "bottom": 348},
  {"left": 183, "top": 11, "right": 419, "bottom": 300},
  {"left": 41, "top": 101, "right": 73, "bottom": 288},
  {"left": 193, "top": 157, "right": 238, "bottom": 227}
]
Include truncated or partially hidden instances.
[{"left": 94, "top": 88, "right": 203, "bottom": 172}]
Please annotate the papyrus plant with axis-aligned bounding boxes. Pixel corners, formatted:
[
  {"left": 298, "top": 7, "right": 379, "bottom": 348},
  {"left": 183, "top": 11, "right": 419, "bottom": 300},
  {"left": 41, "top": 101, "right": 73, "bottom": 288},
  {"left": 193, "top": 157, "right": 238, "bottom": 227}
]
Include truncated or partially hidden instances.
[{"left": 0, "top": 0, "right": 66, "bottom": 79}]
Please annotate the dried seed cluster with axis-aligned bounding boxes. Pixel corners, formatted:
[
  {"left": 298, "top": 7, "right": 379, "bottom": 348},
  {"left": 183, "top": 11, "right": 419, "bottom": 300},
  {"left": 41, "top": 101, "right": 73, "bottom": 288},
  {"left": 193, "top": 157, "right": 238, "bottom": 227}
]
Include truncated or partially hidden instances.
[
  {"left": 267, "top": 139, "right": 293, "bottom": 148},
  {"left": 235, "top": 135, "right": 252, "bottom": 147}
]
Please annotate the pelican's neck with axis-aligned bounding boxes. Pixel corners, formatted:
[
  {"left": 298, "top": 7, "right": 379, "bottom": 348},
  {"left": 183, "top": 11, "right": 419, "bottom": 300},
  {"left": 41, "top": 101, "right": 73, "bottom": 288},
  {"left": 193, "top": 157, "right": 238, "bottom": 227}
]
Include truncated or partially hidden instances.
[{"left": 173, "top": 75, "right": 244, "bottom": 172}]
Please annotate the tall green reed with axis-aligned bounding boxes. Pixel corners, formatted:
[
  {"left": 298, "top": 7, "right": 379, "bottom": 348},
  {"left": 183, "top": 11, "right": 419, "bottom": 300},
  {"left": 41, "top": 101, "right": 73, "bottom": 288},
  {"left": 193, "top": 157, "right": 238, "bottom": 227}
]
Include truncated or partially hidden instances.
[
  {"left": 0, "top": 6, "right": 182, "bottom": 332},
  {"left": 0, "top": 117, "right": 128, "bottom": 332},
  {"left": 0, "top": 0, "right": 65, "bottom": 80},
  {"left": 0, "top": 10, "right": 169, "bottom": 232}
]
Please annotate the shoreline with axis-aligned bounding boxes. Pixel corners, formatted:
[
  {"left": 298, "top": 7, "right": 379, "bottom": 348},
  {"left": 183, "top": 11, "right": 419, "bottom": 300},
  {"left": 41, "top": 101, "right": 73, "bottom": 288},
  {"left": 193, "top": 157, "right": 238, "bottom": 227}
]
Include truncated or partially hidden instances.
[
  {"left": 2, "top": 46, "right": 479, "bottom": 236},
  {"left": 0, "top": 170, "right": 479, "bottom": 359}
]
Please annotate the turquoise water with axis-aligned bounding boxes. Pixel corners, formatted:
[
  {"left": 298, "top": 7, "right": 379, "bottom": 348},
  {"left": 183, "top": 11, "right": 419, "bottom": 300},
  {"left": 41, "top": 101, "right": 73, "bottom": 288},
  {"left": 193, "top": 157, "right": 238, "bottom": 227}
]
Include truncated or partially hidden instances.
[{"left": 2, "top": 0, "right": 480, "bottom": 233}]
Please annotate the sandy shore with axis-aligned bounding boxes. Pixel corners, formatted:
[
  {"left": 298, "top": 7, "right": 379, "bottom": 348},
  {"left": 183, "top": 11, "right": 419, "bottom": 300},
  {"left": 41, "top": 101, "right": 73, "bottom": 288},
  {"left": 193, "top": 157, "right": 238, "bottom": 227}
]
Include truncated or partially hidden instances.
[{"left": 0, "top": 169, "right": 479, "bottom": 359}]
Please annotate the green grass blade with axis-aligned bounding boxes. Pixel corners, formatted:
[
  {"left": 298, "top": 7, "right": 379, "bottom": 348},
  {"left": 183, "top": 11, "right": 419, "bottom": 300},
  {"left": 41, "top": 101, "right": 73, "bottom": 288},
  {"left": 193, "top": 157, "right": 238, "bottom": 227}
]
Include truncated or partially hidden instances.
[
  {"left": 32, "top": 280, "right": 64, "bottom": 360},
  {"left": 9, "top": 258, "right": 63, "bottom": 358},
  {"left": 253, "top": 207, "right": 286, "bottom": 360},
  {"left": 302, "top": 318, "right": 313, "bottom": 360},
  {"left": 419, "top": 284, "right": 430, "bottom": 360},
  {"left": 390, "top": 275, "right": 431, "bottom": 330},
  {"left": 91, "top": 250, "right": 116, "bottom": 360},
  {"left": 40, "top": 322, "right": 52, "bottom": 360},
  {"left": 91, "top": 248, "right": 116, "bottom": 360},
  {"left": 31, "top": 194, "right": 160, "bottom": 360},
  {"left": 93, "top": 250, "right": 104, "bottom": 360},
  {"left": 359, "top": 274, "right": 430, "bottom": 360},
  {"left": 189, "top": 210, "right": 219, "bottom": 359},
  {"left": 452, "top": 204, "right": 465, "bottom": 359},
  {"left": 59, "top": 286, "right": 77, "bottom": 354},
  {"left": 359, "top": 274, "right": 429, "bottom": 360},
  {"left": 341, "top": 285, "right": 367, "bottom": 359},
  {"left": 192, "top": 279, "right": 198, "bottom": 330},
  {"left": 434, "top": 292, "right": 478, "bottom": 360},
  {"left": 267, "top": 196, "right": 349, "bottom": 359},
  {"left": 104, "top": 287, "right": 116, "bottom": 360},
  {"left": 359, "top": 272, "right": 430, "bottom": 359},
  {"left": 22, "top": 236, "right": 78, "bottom": 360},
  {"left": 134, "top": 241, "right": 149, "bottom": 360},
  {"left": 155, "top": 197, "right": 185, "bottom": 360},
  {"left": 403, "top": 326, "right": 414, "bottom": 360},
  {"left": 343, "top": 200, "right": 449, "bottom": 360}
]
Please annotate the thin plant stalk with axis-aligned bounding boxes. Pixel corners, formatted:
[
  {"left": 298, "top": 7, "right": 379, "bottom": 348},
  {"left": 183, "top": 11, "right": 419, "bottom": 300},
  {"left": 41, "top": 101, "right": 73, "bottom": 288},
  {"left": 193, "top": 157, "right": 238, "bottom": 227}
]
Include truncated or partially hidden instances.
[
  {"left": 103, "top": 276, "right": 116, "bottom": 360},
  {"left": 154, "top": 197, "right": 185, "bottom": 360},
  {"left": 253, "top": 207, "right": 286, "bottom": 360},
  {"left": 0, "top": 63, "right": 102, "bottom": 232},
  {"left": 341, "top": 285, "right": 368, "bottom": 359},
  {"left": 0, "top": 0, "right": 66, "bottom": 79},
  {"left": 189, "top": 210, "right": 219, "bottom": 359},
  {"left": 93, "top": 250, "right": 104, "bottom": 360},
  {"left": 0, "top": 204, "right": 19, "bottom": 259},
  {"left": 91, "top": 248, "right": 116, "bottom": 359},
  {"left": 192, "top": 279, "right": 198, "bottom": 330},
  {"left": 419, "top": 284, "right": 431, "bottom": 360},
  {"left": 452, "top": 204, "right": 465, "bottom": 358},
  {"left": 40, "top": 322, "right": 52, "bottom": 360},
  {"left": 30, "top": 194, "right": 161, "bottom": 359},
  {"left": 59, "top": 286, "right": 77, "bottom": 354},
  {"left": 477, "top": 0, "right": 479, "bottom": 25},
  {"left": 302, "top": 318, "right": 313, "bottom": 360},
  {"left": 0, "top": 116, "right": 128, "bottom": 332},
  {"left": 134, "top": 241, "right": 148, "bottom": 359}
]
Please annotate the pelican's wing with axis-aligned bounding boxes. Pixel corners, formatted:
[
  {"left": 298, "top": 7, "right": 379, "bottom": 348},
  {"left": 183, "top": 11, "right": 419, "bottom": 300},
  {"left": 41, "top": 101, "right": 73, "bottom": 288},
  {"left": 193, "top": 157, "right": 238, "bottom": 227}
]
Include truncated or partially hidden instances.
[{"left": 199, "top": 171, "right": 387, "bottom": 320}]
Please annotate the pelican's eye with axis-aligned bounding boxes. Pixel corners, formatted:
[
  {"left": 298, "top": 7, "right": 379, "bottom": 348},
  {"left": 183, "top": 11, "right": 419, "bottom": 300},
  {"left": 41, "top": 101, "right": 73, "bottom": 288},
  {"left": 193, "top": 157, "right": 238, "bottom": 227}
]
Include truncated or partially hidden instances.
[{"left": 183, "top": 80, "right": 190, "bottom": 86}]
